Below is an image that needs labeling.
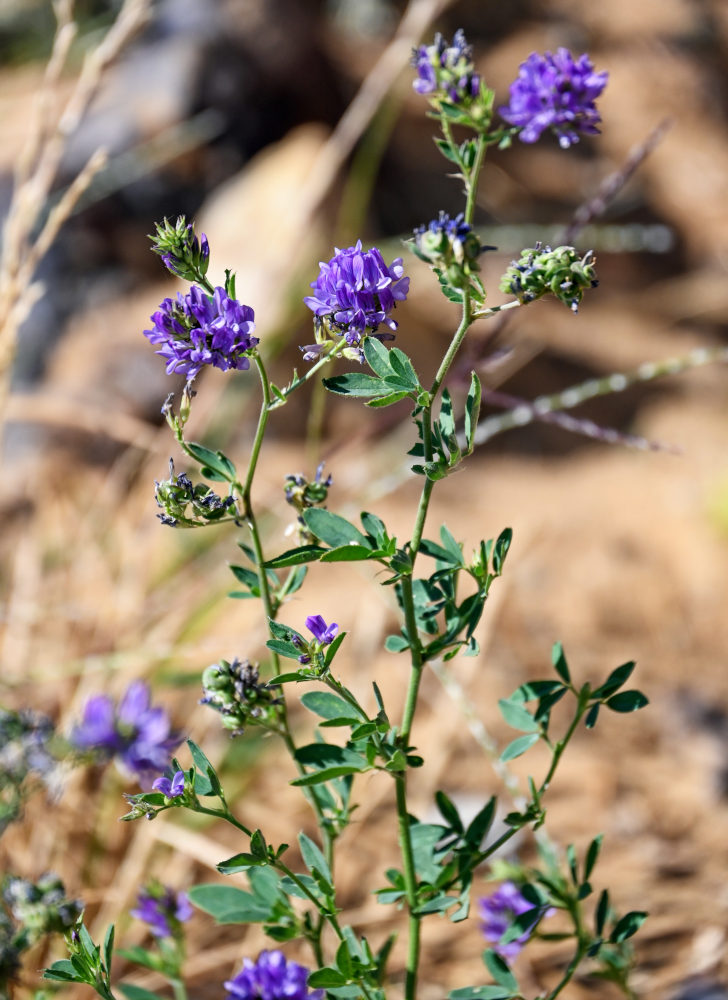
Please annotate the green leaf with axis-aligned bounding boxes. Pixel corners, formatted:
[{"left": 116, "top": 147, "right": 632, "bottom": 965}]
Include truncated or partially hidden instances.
[
  {"left": 500, "top": 733, "right": 539, "bottom": 761},
  {"left": 385, "top": 634, "right": 410, "bottom": 653},
  {"left": 440, "top": 524, "right": 465, "bottom": 565},
  {"left": 364, "top": 336, "right": 393, "bottom": 377},
  {"left": 302, "top": 508, "right": 369, "bottom": 548},
  {"left": 498, "top": 699, "right": 540, "bottom": 733},
  {"left": 439, "top": 389, "right": 456, "bottom": 439},
  {"left": 301, "top": 691, "right": 353, "bottom": 720},
  {"left": 307, "top": 968, "right": 348, "bottom": 989},
  {"left": 435, "top": 790, "right": 464, "bottom": 834},
  {"left": 585, "top": 703, "right": 600, "bottom": 729},
  {"left": 187, "top": 739, "right": 221, "bottom": 797},
  {"left": 482, "top": 949, "right": 519, "bottom": 993},
  {"left": 185, "top": 442, "right": 236, "bottom": 481},
  {"left": 119, "top": 985, "right": 166, "bottom": 1000},
  {"left": 610, "top": 910, "right": 648, "bottom": 943},
  {"left": 249, "top": 866, "right": 283, "bottom": 905},
  {"left": 492, "top": 528, "right": 512, "bottom": 575},
  {"left": 299, "top": 832, "right": 332, "bottom": 886},
  {"left": 103, "top": 924, "right": 115, "bottom": 974},
  {"left": 324, "top": 629, "right": 347, "bottom": 667},
  {"left": 464, "top": 372, "right": 482, "bottom": 452},
  {"left": 551, "top": 641, "right": 571, "bottom": 683},
  {"left": 591, "top": 661, "right": 636, "bottom": 699},
  {"left": 388, "top": 348, "right": 420, "bottom": 389},
  {"left": 320, "top": 544, "right": 379, "bottom": 562},
  {"left": 323, "top": 373, "right": 385, "bottom": 397},
  {"left": 250, "top": 829, "right": 268, "bottom": 859},
  {"left": 264, "top": 546, "right": 326, "bottom": 568},
  {"left": 43, "top": 961, "right": 78, "bottom": 983},
  {"left": 584, "top": 834, "right": 603, "bottom": 880},
  {"left": 266, "top": 638, "right": 303, "bottom": 660},
  {"left": 605, "top": 690, "right": 649, "bottom": 713},
  {"left": 188, "top": 884, "right": 270, "bottom": 923},
  {"left": 434, "top": 137, "right": 461, "bottom": 164},
  {"left": 595, "top": 889, "right": 610, "bottom": 936},
  {"left": 366, "top": 390, "right": 411, "bottom": 408},
  {"left": 294, "top": 743, "right": 368, "bottom": 773},
  {"left": 465, "top": 796, "right": 496, "bottom": 848},
  {"left": 217, "top": 853, "right": 263, "bottom": 874}
]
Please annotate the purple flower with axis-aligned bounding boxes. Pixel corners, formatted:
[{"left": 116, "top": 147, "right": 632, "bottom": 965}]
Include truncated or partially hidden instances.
[
  {"left": 152, "top": 769, "right": 185, "bottom": 798},
  {"left": 411, "top": 30, "right": 480, "bottom": 103},
  {"left": 479, "top": 881, "right": 548, "bottom": 959},
  {"left": 499, "top": 49, "right": 608, "bottom": 149},
  {"left": 131, "top": 884, "right": 192, "bottom": 939},
  {"left": 71, "top": 681, "right": 182, "bottom": 784},
  {"left": 144, "top": 285, "right": 258, "bottom": 381},
  {"left": 303, "top": 241, "right": 409, "bottom": 346},
  {"left": 305, "top": 615, "right": 338, "bottom": 645},
  {"left": 224, "top": 950, "right": 323, "bottom": 1000}
]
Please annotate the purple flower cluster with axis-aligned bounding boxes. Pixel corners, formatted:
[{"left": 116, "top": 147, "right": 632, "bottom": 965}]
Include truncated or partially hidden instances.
[
  {"left": 411, "top": 29, "right": 480, "bottom": 103},
  {"left": 144, "top": 285, "right": 257, "bottom": 381},
  {"left": 131, "top": 884, "right": 192, "bottom": 939},
  {"left": 479, "top": 881, "right": 547, "bottom": 959},
  {"left": 71, "top": 681, "right": 181, "bottom": 784},
  {"left": 303, "top": 241, "right": 409, "bottom": 347},
  {"left": 499, "top": 49, "right": 608, "bottom": 149},
  {"left": 224, "top": 950, "right": 322, "bottom": 1000}
]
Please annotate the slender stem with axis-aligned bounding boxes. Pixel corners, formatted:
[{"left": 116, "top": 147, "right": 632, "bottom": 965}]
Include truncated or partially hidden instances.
[
  {"left": 268, "top": 336, "right": 348, "bottom": 409},
  {"left": 430, "top": 296, "right": 472, "bottom": 401},
  {"left": 539, "top": 693, "right": 588, "bottom": 794},
  {"left": 398, "top": 581, "right": 425, "bottom": 746},
  {"left": 463, "top": 133, "right": 487, "bottom": 225},
  {"left": 170, "top": 979, "right": 187, "bottom": 1000},
  {"left": 395, "top": 773, "right": 420, "bottom": 1000},
  {"left": 194, "top": 804, "right": 252, "bottom": 837}
]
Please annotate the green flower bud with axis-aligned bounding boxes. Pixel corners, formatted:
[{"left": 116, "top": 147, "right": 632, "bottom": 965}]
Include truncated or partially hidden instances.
[{"left": 500, "top": 244, "right": 598, "bottom": 313}]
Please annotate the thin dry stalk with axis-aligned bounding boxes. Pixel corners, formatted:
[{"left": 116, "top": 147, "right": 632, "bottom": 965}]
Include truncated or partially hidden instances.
[{"left": 0, "top": 0, "right": 150, "bottom": 424}]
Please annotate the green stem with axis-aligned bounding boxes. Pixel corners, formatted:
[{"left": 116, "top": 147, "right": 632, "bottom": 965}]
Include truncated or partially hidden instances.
[
  {"left": 268, "top": 337, "right": 348, "bottom": 409},
  {"left": 545, "top": 901, "right": 589, "bottom": 1000},
  {"left": 170, "top": 979, "right": 187, "bottom": 1000},
  {"left": 398, "top": 580, "right": 425, "bottom": 746},
  {"left": 395, "top": 773, "right": 420, "bottom": 1000},
  {"left": 463, "top": 133, "right": 487, "bottom": 225}
]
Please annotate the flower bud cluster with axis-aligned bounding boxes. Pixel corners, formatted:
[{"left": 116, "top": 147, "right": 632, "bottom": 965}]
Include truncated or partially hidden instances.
[
  {"left": 284, "top": 464, "right": 332, "bottom": 544},
  {"left": 155, "top": 459, "right": 236, "bottom": 527},
  {"left": 0, "top": 708, "right": 58, "bottom": 832},
  {"left": 149, "top": 217, "right": 210, "bottom": 282},
  {"left": 500, "top": 244, "right": 598, "bottom": 313},
  {"left": 412, "top": 212, "right": 491, "bottom": 289},
  {"left": 200, "top": 659, "right": 282, "bottom": 736},
  {"left": 3, "top": 874, "right": 82, "bottom": 944},
  {"left": 411, "top": 29, "right": 480, "bottom": 106}
]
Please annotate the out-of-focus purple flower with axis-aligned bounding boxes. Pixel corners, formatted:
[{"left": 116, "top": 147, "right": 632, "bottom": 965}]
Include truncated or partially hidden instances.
[
  {"left": 131, "top": 884, "right": 192, "bottom": 939},
  {"left": 499, "top": 49, "right": 608, "bottom": 149},
  {"left": 303, "top": 241, "right": 409, "bottom": 347},
  {"left": 411, "top": 30, "right": 480, "bottom": 103},
  {"left": 479, "top": 881, "right": 547, "bottom": 959},
  {"left": 144, "top": 286, "right": 258, "bottom": 381},
  {"left": 224, "top": 950, "right": 323, "bottom": 1000},
  {"left": 71, "top": 681, "right": 182, "bottom": 784},
  {"left": 152, "top": 769, "right": 185, "bottom": 798},
  {"left": 305, "top": 615, "right": 338, "bottom": 646}
]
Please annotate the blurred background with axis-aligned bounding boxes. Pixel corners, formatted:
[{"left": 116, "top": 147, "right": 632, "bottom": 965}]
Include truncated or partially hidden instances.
[{"left": 2, "top": 0, "right": 728, "bottom": 997}]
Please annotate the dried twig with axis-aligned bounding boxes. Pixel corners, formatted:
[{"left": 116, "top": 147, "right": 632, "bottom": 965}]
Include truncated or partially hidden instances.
[{"left": 0, "top": 0, "right": 150, "bottom": 425}]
